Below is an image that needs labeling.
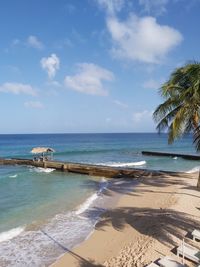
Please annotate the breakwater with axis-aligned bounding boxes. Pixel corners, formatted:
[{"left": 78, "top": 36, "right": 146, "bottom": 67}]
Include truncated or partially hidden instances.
[
  {"left": 0, "top": 157, "right": 193, "bottom": 178},
  {"left": 142, "top": 151, "right": 200, "bottom": 160}
]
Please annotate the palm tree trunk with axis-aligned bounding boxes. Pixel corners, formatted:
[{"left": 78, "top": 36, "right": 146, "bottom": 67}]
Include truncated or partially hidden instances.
[
  {"left": 197, "top": 170, "right": 200, "bottom": 189},
  {"left": 193, "top": 120, "right": 200, "bottom": 190}
]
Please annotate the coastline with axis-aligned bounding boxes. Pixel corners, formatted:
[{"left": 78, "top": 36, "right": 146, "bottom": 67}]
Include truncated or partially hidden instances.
[{"left": 52, "top": 171, "right": 200, "bottom": 267}]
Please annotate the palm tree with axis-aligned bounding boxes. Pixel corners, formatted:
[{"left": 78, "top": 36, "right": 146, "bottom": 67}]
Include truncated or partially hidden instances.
[{"left": 153, "top": 61, "right": 200, "bottom": 187}]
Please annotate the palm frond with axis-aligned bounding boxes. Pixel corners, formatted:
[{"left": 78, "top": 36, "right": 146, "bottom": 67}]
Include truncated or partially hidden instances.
[
  {"left": 168, "top": 106, "right": 189, "bottom": 142},
  {"left": 155, "top": 105, "right": 182, "bottom": 133},
  {"left": 154, "top": 61, "right": 200, "bottom": 151},
  {"left": 193, "top": 126, "right": 200, "bottom": 151},
  {"left": 153, "top": 98, "right": 181, "bottom": 122}
]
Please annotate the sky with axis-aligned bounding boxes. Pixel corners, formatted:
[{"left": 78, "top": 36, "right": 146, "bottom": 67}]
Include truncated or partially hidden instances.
[{"left": 0, "top": 0, "right": 199, "bottom": 133}]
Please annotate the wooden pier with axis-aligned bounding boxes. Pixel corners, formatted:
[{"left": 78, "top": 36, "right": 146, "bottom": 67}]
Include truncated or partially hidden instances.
[
  {"left": 0, "top": 157, "right": 193, "bottom": 178},
  {"left": 142, "top": 151, "right": 200, "bottom": 160}
]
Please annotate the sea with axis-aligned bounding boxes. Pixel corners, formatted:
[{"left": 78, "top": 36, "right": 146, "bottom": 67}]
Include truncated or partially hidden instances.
[{"left": 0, "top": 133, "right": 199, "bottom": 266}]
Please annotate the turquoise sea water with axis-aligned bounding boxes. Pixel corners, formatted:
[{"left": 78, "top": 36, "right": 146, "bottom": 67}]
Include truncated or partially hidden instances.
[{"left": 0, "top": 133, "right": 199, "bottom": 266}]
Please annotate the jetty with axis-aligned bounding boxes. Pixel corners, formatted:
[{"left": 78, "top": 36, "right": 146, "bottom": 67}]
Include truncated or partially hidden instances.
[
  {"left": 0, "top": 157, "right": 193, "bottom": 178},
  {"left": 142, "top": 151, "right": 200, "bottom": 160}
]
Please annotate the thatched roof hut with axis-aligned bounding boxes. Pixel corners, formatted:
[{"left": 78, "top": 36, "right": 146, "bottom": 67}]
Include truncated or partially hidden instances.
[
  {"left": 31, "top": 147, "right": 55, "bottom": 161},
  {"left": 31, "top": 147, "right": 55, "bottom": 154}
]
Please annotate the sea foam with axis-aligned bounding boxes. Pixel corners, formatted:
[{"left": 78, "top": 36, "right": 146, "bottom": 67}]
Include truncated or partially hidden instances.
[
  {"left": 0, "top": 178, "right": 110, "bottom": 266},
  {"left": 75, "top": 193, "right": 99, "bottom": 215},
  {"left": 104, "top": 161, "right": 146, "bottom": 167},
  {"left": 31, "top": 167, "right": 55, "bottom": 173},
  {"left": 75, "top": 178, "right": 108, "bottom": 215},
  {"left": 0, "top": 226, "right": 25, "bottom": 243},
  {"left": 186, "top": 166, "right": 200, "bottom": 173},
  {"left": 9, "top": 174, "right": 18, "bottom": 178}
]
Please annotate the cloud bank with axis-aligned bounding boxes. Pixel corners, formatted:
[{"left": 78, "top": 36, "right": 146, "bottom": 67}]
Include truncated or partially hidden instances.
[
  {"left": 107, "top": 14, "right": 183, "bottom": 64},
  {"left": 139, "top": 0, "right": 169, "bottom": 15},
  {"left": 96, "top": 0, "right": 125, "bottom": 14},
  {"left": 95, "top": 0, "right": 183, "bottom": 64},
  {"left": 27, "top": 35, "right": 44, "bottom": 50},
  {"left": 41, "top": 54, "right": 60, "bottom": 79},
  {"left": 65, "top": 63, "right": 114, "bottom": 96},
  {"left": 0, "top": 82, "right": 37, "bottom": 96}
]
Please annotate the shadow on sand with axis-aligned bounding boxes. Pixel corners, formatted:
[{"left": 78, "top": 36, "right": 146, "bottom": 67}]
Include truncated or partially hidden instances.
[
  {"left": 41, "top": 172, "right": 199, "bottom": 267},
  {"left": 41, "top": 230, "right": 104, "bottom": 267},
  {"left": 41, "top": 205, "right": 199, "bottom": 267},
  {"left": 96, "top": 207, "right": 200, "bottom": 247}
]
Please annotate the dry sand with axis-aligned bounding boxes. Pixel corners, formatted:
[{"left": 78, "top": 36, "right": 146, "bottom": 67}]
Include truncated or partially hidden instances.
[{"left": 52, "top": 172, "right": 200, "bottom": 267}]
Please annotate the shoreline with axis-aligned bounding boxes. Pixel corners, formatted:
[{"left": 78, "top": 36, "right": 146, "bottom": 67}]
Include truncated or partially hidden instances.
[{"left": 52, "top": 171, "right": 200, "bottom": 267}]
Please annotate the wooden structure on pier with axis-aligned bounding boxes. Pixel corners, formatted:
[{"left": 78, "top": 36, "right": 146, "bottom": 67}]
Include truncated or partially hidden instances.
[{"left": 31, "top": 147, "right": 55, "bottom": 161}]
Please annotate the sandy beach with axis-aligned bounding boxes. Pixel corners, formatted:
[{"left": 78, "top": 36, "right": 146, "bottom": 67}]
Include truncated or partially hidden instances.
[{"left": 52, "top": 171, "right": 200, "bottom": 267}]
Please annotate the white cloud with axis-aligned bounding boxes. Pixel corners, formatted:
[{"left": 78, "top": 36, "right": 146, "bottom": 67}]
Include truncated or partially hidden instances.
[
  {"left": 95, "top": 0, "right": 168, "bottom": 16},
  {"left": 24, "top": 101, "right": 44, "bottom": 109},
  {"left": 47, "top": 80, "right": 62, "bottom": 88},
  {"left": 113, "top": 99, "right": 128, "bottom": 108},
  {"left": 132, "top": 110, "right": 153, "bottom": 123},
  {"left": 107, "top": 14, "right": 183, "bottom": 64},
  {"left": 0, "top": 82, "right": 37, "bottom": 96},
  {"left": 96, "top": 0, "right": 125, "bottom": 14},
  {"left": 143, "top": 79, "right": 162, "bottom": 89},
  {"left": 139, "top": 0, "right": 168, "bottom": 15},
  {"left": 41, "top": 54, "right": 60, "bottom": 79},
  {"left": 64, "top": 63, "right": 114, "bottom": 96},
  {"left": 27, "top": 35, "right": 44, "bottom": 50}
]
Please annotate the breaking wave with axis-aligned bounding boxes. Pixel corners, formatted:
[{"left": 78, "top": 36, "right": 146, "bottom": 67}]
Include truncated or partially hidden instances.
[
  {"left": 186, "top": 166, "right": 200, "bottom": 173},
  {"left": 0, "top": 226, "right": 25, "bottom": 243},
  {"left": 99, "top": 161, "right": 146, "bottom": 167}
]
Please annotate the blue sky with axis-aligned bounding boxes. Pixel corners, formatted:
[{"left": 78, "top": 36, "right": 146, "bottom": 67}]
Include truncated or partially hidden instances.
[{"left": 0, "top": 0, "right": 199, "bottom": 133}]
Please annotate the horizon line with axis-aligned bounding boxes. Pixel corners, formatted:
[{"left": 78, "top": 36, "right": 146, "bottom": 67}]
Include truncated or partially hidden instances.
[{"left": 0, "top": 131, "right": 161, "bottom": 135}]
